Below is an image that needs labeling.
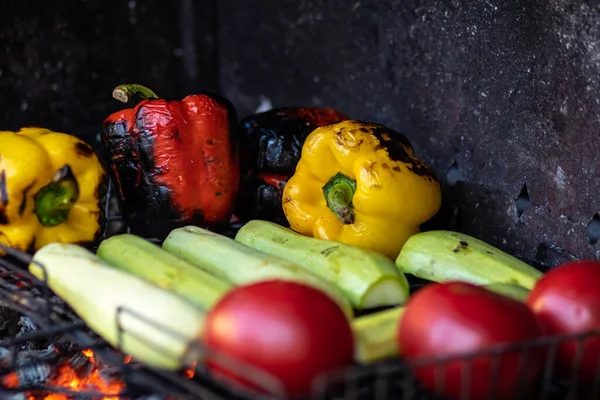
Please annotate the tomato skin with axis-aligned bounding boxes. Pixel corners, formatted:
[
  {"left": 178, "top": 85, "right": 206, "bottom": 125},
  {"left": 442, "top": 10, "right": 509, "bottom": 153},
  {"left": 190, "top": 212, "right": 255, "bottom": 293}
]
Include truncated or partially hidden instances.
[
  {"left": 526, "top": 260, "right": 600, "bottom": 382},
  {"left": 398, "top": 281, "right": 544, "bottom": 400},
  {"left": 204, "top": 280, "right": 354, "bottom": 398}
]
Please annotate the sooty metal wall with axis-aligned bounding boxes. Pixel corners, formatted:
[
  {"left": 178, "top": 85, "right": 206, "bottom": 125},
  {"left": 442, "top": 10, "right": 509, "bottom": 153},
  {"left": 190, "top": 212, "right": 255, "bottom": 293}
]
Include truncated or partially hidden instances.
[
  {"left": 1, "top": 0, "right": 599, "bottom": 265},
  {"left": 218, "top": 0, "right": 600, "bottom": 265}
]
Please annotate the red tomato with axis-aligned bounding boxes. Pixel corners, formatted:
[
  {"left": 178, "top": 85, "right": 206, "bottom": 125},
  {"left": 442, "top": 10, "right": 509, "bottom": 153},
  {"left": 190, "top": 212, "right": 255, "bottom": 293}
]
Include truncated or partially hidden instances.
[
  {"left": 398, "top": 281, "right": 544, "bottom": 400},
  {"left": 204, "top": 280, "right": 354, "bottom": 398},
  {"left": 526, "top": 259, "right": 600, "bottom": 382}
]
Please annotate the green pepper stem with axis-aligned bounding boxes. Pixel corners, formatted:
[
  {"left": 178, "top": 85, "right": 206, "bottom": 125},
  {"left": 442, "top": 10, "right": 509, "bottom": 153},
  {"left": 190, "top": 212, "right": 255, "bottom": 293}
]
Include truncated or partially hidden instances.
[
  {"left": 112, "top": 84, "right": 160, "bottom": 103},
  {"left": 322, "top": 172, "right": 357, "bottom": 225},
  {"left": 34, "top": 166, "right": 80, "bottom": 227}
]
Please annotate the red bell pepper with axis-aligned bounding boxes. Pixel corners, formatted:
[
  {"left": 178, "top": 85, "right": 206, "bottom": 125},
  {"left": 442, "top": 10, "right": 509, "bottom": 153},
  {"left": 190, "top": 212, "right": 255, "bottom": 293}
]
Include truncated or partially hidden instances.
[{"left": 101, "top": 84, "right": 239, "bottom": 239}]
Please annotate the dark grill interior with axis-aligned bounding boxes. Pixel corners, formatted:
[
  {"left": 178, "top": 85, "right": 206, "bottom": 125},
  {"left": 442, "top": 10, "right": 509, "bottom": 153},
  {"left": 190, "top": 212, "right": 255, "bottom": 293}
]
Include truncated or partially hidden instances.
[
  {"left": 0, "top": 182, "right": 596, "bottom": 399},
  {"left": 2, "top": 0, "right": 600, "bottom": 399}
]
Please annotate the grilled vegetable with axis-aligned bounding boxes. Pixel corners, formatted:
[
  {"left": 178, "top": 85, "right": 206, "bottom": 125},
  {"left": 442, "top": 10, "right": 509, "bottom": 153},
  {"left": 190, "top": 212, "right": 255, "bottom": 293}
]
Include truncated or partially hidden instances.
[
  {"left": 527, "top": 260, "right": 600, "bottom": 382},
  {"left": 484, "top": 282, "right": 530, "bottom": 302},
  {"left": 399, "top": 281, "right": 544, "bottom": 400},
  {"left": 236, "top": 107, "right": 349, "bottom": 224},
  {"left": 30, "top": 243, "right": 205, "bottom": 370},
  {"left": 97, "top": 234, "right": 233, "bottom": 310},
  {"left": 352, "top": 307, "right": 405, "bottom": 364},
  {"left": 205, "top": 280, "right": 354, "bottom": 398},
  {"left": 101, "top": 84, "right": 239, "bottom": 239},
  {"left": 351, "top": 282, "right": 529, "bottom": 365},
  {"left": 395, "top": 230, "right": 544, "bottom": 289},
  {"left": 0, "top": 128, "right": 107, "bottom": 252},
  {"left": 234, "top": 220, "right": 410, "bottom": 309},
  {"left": 236, "top": 173, "right": 290, "bottom": 225},
  {"left": 162, "top": 226, "right": 353, "bottom": 318},
  {"left": 282, "top": 120, "right": 442, "bottom": 260}
]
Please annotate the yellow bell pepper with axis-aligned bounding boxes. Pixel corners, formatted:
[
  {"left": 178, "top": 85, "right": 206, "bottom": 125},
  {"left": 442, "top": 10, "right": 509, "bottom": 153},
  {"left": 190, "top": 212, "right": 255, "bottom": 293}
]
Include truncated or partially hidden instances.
[
  {"left": 282, "top": 120, "right": 442, "bottom": 260},
  {"left": 0, "top": 127, "right": 108, "bottom": 252}
]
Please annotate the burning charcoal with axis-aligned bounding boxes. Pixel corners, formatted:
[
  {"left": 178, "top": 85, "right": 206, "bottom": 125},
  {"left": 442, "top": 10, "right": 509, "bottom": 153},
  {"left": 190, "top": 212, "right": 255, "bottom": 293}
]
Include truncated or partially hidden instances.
[
  {"left": 68, "top": 351, "right": 91, "bottom": 370},
  {"left": 15, "top": 317, "right": 46, "bottom": 351},
  {"left": 15, "top": 348, "right": 60, "bottom": 365},
  {"left": 17, "top": 317, "right": 38, "bottom": 334},
  {"left": 97, "top": 365, "right": 123, "bottom": 386},
  {"left": 53, "top": 336, "right": 82, "bottom": 357},
  {"left": 14, "top": 361, "right": 52, "bottom": 387},
  {"left": 66, "top": 350, "right": 99, "bottom": 381},
  {"left": 0, "top": 389, "right": 26, "bottom": 400},
  {"left": 0, "top": 345, "right": 60, "bottom": 369},
  {"left": 0, "top": 307, "right": 21, "bottom": 337},
  {"left": 76, "top": 359, "right": 95, "bottom": 381}
]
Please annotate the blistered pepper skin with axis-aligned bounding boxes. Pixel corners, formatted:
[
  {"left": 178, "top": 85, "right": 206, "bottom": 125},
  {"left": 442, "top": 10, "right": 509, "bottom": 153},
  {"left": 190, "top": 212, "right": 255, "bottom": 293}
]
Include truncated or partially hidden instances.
[
  {"left": 236, "top": 107, "right": 349, "bottom": 223},
  {"left": 102, "top": 88, "right": 239, "bottom": 239},
  {"left": 282, "top": 120, "right": 442, "bottom": 260}
]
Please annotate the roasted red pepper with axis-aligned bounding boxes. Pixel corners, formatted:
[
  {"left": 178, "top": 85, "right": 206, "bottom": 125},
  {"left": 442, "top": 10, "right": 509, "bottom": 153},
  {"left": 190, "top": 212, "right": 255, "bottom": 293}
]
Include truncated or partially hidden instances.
[
  {"left": 101, "top": 84, "right": 239, "bottom": 239},
  {"left": 236, "top": 107, "right": 349, "bottom": 223}
]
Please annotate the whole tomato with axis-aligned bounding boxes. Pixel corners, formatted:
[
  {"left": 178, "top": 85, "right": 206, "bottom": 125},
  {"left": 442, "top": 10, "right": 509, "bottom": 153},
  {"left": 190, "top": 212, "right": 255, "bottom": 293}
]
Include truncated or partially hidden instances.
[
  {"left": 398, "top": 281, "right": 544, "bottom": 400},
  {"left": 204, "top": 280, "right": 354, "bottom": 398},
  {"left": 526, "top": 259, "right": 600, "bottom": 382}
]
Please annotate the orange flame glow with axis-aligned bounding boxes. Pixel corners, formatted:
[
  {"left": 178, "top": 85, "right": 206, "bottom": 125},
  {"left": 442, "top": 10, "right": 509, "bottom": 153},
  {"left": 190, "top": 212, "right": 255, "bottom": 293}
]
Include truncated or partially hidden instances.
[
  {"left": 2, "top": 349, "right": 124, "bottom": 400},
  {"left": 36, "top": 349, "right": 123, "bottom": 400},
  {"left": 3, "top": 349, "right": 197, "bottom": 399}
]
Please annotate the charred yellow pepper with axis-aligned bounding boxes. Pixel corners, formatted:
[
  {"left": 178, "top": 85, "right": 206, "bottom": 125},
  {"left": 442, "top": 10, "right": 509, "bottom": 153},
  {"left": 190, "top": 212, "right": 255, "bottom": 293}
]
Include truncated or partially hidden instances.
[
  {"left": 282, "top": 120, "right": 442, "bottom": 260},
  {"left": 0, "top": 128, "right": 107, "bottom": 252}
]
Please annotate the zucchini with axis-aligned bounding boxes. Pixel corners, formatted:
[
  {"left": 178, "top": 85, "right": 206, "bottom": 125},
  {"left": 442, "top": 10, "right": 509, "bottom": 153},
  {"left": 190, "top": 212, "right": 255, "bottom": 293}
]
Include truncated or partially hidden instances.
[
  {"left": 162, "top": 226, "right": 354, "bottom": 318},
  {"left": 352, "top": 307, "right": 405, "bottom": 364},
  {"left": 483, "top": 282, "right": 530, "bottom": 302},
  {"left": 97, "top": 234, "right": 233, "bottom": 311},
  {"left": 395, "top": 230, "right": 544, "bottom": 289},
  {"left": 234, "top": 220, "right": 410, "bottom": 309},
  {"left": 30, "top": 243, "right": 205, "bottom": 370}
]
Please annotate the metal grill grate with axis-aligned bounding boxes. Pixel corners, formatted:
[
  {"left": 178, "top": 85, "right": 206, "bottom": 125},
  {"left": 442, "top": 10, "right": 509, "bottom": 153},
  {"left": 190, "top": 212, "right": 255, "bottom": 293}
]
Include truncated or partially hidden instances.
[{"left": 0, "top": 180, "right": 599, "bottom": 399}]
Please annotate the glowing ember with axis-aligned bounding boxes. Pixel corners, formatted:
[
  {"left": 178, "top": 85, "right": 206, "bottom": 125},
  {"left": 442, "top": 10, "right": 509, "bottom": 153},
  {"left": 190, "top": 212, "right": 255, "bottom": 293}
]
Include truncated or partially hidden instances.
[
  {"left": 2, "top": 348, "right": 124, "bottom": 400},
  {"left": 36, "top": 348, "right": 123, "bottom": 400},
  {"left": 184, "top": 362, "right": 196, "bottom": 379},
  {"left": 2, "top": 348, "right": 197, "bottom": 399}
]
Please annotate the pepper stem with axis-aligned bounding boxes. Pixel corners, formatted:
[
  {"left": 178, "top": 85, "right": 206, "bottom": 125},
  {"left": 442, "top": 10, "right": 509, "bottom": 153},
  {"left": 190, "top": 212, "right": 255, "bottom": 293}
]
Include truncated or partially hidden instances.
[
  {"left": 322, "top": 172, "right": 357, "bottom": 225},
  {"left": 34, "top": 165, "right": 80, "bottom": 227},
  {"left": 112, "top": 84, "right": 160, "bottom": 103}
]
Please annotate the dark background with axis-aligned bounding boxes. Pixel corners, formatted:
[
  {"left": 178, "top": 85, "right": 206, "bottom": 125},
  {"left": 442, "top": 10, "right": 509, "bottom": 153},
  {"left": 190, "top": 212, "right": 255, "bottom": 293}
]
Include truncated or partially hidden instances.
[{"left": 1, "top": 0, "right": 599, "bottom": 265}]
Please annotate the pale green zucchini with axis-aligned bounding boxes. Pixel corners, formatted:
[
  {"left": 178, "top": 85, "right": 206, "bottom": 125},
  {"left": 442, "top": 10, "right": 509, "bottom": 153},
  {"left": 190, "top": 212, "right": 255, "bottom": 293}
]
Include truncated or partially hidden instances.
[
  {"left": 352, "top": 307, "right": 405, "bottom": 364},
  {"left": 162, "top": 226, "right": 354, "bottom": 318},
  {"left": 483, "top": 282, "right": 530, "bottom": 302},
  {"left": 234, "top": 220, "right": 410, "bottom": 310},
  {"left": 30, "top": 243, "right": 205, "bottom": 371},
  {"left": 97, "top": 234, "right": 233, "bottom": 311},
  {"left": 395, "top": 230, "right": 544, "bottom": 289}
]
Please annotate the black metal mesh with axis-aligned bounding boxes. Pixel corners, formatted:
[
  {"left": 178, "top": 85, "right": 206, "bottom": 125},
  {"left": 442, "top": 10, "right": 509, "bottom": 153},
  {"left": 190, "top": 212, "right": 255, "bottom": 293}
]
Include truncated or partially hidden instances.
[{"left": 0, "top": 175, "right": 598, "bottom": 400}]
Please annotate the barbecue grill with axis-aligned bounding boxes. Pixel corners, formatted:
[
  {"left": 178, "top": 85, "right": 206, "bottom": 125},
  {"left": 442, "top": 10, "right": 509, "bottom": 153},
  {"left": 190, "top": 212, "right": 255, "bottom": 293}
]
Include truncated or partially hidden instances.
[{"left": 2, "top": 0, "right": 600, "bottom": 399}]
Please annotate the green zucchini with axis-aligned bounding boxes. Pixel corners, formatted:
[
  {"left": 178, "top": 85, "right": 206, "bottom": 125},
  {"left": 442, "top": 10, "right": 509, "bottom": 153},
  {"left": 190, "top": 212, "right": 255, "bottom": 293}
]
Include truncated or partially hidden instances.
[
  {"left": 352, "top": 307, "right": 405, "bottom": 364},
  {"left": 483, "top": 282, "right": 530, "bottom": 302},
  {"left": 30, "top": 243, "right": 204, "bottom": 371},
  {"left": 234, "top": 220, "right": 410, "bottom": 309},
  {"left": 162, "top": 226, "right": 354, "bottom": 318},
  {"left": 97, "top": 234, "right": 233, "bottom": 311},
  {"left": 395, "top": 230, "right": 544, "bottom": 289}
]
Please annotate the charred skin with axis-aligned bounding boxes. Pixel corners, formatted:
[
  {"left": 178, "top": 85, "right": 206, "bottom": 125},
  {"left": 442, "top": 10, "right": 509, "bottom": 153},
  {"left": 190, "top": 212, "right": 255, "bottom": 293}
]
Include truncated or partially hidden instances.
[
  {"left": 239, "top": 107, "right": 349, "bottom": 175},
  {"left": 101, "top": 92, "right": 239, "bottom": 239},
  {"left": 236, "top": 173, "right": 290, "bottom": 225},
  {"left": 236, "top": 107, "right": 348, "bottom": 223}
]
